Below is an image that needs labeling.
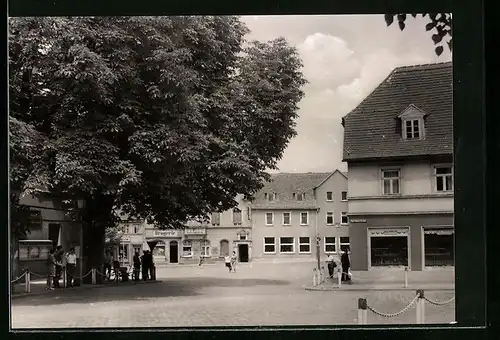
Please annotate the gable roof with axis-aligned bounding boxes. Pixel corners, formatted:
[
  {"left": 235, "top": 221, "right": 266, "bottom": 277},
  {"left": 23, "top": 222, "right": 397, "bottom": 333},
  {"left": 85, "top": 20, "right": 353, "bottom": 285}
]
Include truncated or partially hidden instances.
[
  {"left": 251, "top": 172, "right": 331, "bottom": 210},
  {"left": 342, "top": 62, "right": 453, "bottom": 161},
  {"left": 314, "top": 169, "right": 348, "bottom": 189}
]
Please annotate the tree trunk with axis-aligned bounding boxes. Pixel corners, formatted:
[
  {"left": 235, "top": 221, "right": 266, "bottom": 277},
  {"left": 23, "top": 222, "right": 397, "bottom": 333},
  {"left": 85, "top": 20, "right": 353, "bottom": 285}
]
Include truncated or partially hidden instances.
[{"left": 81, "top": 194, "right": 115, "bottom": 284}]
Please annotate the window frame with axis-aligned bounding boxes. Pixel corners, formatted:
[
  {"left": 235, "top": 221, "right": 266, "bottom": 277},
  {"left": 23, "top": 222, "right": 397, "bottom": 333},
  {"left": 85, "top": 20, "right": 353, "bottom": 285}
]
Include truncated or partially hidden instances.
[
  {"left": 298, "top": 237, "right": 311, "bottom": 254},
  {"left": 381, "top": 168, "right": 402, "bottom": 195},
  {"left": 326, "top": 191, "right": 333, "bottom": 201},
  {"left": 324, "top": 237, "right": 336, "bottom": 254},
  {"left": 403, "top": 118, "right": 424, "bottom": 140},
  {"left": 282, "top": 212, "right": 291, "bottom": 226},
  {"left": 210, "top": 212, "right": 221, "bottom": 226},
  {"left": 326, "top": 211, "right": 334, "bottom": 225},
  {"left": 340, "top": 237, "right": 350, "bottom": 252},
  {"left": 341, "top": 212, "right": 349, "bottom": 225},
  {"left": 263, "top": 237, "right": 276, "bottom": 254},
  {"left": 200, "top": 240, "right": 211, "bottom": 258},
  {"left": 296, "top": 193, "right": 304, "bottom": 201},
  {"left": 181, "top": 240, "right": 193, "bottom": 258},
  {"left": 300, "top": 212, "right": 309, "bottom": 226},
  {"left": 232, "top": 208, "right": 242, "bottom": 225},
  {"left": 279, "top": 237, "right": 295, "bottom": 254},
  {"left": 341, "top": 191, "right": 348, "bottom": 201},
  {"left": 434, "top": 164, "right": 454, "bottom": 192},
  {"left": 265, "top": 212, "right": 274, "bottom": 226}
]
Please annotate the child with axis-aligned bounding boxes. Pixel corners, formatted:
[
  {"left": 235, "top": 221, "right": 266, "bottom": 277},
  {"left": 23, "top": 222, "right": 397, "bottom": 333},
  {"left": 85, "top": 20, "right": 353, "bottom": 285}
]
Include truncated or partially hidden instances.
[
  {"left": 224, "top": 254, "right": 231, "bottom": 272},
  {"left": 230, "top": 251, "right": 237, "bottom": 273}
]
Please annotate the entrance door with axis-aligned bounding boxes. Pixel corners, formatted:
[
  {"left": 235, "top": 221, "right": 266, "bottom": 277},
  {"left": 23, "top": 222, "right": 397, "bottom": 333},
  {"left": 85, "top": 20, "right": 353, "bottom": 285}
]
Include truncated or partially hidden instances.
[
  {"left": 48, "top": 223, "right": 61, "bottom": 250},
  {"left": 238, "top": 244, "right": 249, "bottom": 263},
  {"left": 169, "top": 241, "right": 178, "bottom": 263}
]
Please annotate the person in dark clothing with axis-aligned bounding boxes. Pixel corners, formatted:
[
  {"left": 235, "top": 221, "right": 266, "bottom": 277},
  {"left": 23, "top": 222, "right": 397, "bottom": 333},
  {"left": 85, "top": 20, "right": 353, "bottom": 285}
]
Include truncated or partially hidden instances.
[
  {"left": 146, "top": 251, "right": 155, "bottom": 280},
  {"left": 340, "top": 248, "right": 351, "bottom": 283},
  {"left": 133, "top": 252, "right": 141, "bottom": 281},
  {"left": 53, "top": 246, "right": 63, "bottom": 288},
  {"left": 141, "top": 250, "right": 149, "bottom": 281}
]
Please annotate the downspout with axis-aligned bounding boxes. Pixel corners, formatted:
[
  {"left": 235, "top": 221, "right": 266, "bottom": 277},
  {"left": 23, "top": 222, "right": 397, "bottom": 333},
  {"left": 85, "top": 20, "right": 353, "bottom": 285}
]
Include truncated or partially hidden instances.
[{"left": 316, "top": 207, "right": 320, "bottom": 270}]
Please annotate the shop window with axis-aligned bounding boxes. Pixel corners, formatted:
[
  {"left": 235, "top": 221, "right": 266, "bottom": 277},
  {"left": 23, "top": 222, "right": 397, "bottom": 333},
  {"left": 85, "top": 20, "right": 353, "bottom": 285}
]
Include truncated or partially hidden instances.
[
  {"left": 18, "top": 244, "right": 50, "bottom": 260},
  {"left": 201, "top": 240, "right": 211, "bottom": 257},
  {"left": 424, "top": 229, "right": 454, "bottom": 266},
  {"left": 370, "top": 236, "right": 408, "bottom": 267},
  {"left": 182, "top": 240, "right": 193, "bottom": 257},
  {"left": 118, "top": 244, "right": 129, "bottom": 264}
]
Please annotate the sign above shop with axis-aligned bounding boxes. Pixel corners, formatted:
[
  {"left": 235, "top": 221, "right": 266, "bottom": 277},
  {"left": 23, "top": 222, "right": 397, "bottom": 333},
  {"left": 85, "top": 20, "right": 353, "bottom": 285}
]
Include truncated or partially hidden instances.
[
  {"left": 121, "top": 236, "right": 131, "bottom": 242},
  {"left": 424, "top": 229, "right": 454, "bottom": 236},
  {"left": 153, "top": 230, "right": 180, "bottom": 238},
  {"left": 369, "top": 228, "right": 409, "bottom": 237},
  {"left": 184, "top": 228, "right": 206, "bottom": 235},
  {"left": 350, "top": 219, "right": 367, "bottom": 223}
]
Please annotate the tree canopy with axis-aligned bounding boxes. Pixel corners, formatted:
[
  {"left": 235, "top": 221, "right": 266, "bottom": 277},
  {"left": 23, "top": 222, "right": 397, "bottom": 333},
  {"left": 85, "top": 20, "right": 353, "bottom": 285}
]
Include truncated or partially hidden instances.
[
  {"left": 384, "top": 13, "right": 452, "bottom": 56},
  {"left": 9, "top": 16, "right": 307, "bottom": 230}
]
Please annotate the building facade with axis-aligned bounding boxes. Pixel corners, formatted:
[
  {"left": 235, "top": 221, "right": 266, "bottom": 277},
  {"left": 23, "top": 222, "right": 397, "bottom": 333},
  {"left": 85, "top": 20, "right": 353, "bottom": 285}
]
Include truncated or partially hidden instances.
[
  {"left": 341, "top": 62, "right": 454, "bottom": 271},
  {"left": 251, "top": 171, "right": 348, "bottom": 262}
]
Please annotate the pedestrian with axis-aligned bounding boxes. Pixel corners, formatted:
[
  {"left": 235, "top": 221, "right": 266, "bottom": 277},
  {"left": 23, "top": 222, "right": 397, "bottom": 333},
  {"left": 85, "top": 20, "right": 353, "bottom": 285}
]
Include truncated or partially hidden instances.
[
  {"left": 341, "top": 248, "right": 351, "bottom": 283},
  {"left": 46, "top": 248, "right": 56, "bottom": 290},
  {"left": 141, "top": 250, "right": 149, "bottom": 281},
  {"left": 230, "top": 251, "right": 237, "bottom": 273},
  {"left": 65, "top": 247, "right": 77, "bottom": 287},
  {"left": 224, "top": 254, "right": 231, "bottom": 272},
  {"left": 327, "top": 253, "right": 336, "bottom": 278},
  {"left": 133, "top": 252, "right": 141, "bottom": 281},
  {"left": 53, "top": 245, "right": 64, "bottom": 288},
  {"left": 104, "top": 251, "right": 113, "bottom": 281},
  {"left": 146, "top": 250, "right": 154, "bottom": 280}
]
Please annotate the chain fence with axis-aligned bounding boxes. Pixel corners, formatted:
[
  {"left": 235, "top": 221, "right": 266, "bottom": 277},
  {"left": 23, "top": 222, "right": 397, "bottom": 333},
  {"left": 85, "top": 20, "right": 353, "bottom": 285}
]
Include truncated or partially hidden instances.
[
  {"left": 366, "top": 294, "right": 419, "bottom": 318},
  {"left": 424, "top": 295, "right": 455, "bottom": 306}
]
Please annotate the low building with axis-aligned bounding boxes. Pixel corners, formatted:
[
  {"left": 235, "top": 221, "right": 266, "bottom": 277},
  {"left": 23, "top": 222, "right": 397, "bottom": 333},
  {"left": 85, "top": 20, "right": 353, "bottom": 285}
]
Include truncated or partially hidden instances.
[
  {"left": 250, "top": 171, "right": 348, "bottom": 262},
  {"left": 341, "top": 62, "right": 453, "bottom": 271}
]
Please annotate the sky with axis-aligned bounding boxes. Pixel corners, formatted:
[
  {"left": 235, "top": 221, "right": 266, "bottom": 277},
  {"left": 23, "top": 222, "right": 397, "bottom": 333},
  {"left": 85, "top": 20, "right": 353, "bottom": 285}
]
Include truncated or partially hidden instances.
[{"left": 241, "top": 15, "right": 452, "bottom": 173}]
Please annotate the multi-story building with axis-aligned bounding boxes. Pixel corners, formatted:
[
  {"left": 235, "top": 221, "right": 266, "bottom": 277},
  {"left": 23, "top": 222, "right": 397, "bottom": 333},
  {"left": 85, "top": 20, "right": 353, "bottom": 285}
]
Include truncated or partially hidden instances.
[
  {"left": 251, "top": 171, "right": 348, "bottom": 262},
  {"left": 113, "top": 218, "right": 146, "bottom": 266},
  {"left": 341, "top": 62, "right": 453, "bottom": 271}
]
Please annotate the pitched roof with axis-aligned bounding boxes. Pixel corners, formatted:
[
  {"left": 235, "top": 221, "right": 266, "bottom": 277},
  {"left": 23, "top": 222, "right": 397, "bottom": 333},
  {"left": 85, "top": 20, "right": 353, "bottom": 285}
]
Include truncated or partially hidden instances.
[
  {"left": 251, "top": 172, "right": 331, "bottom": 210},
  {"left": 342, "top": 62, "right": 453, "bottom": 161}
]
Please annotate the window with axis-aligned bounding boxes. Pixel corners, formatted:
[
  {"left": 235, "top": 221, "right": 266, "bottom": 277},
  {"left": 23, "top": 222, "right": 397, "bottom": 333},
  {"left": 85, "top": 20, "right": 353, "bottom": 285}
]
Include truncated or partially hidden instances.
[
  {"left": 211, "top": 212, "right": 221, "bottom": 226},
  {"left": 239, "top": 234, "right": 247, "bottom": 241},
  {"left": 296, "top": 193, "right": 304, "bottom": 201},
  {"left": 130, "top": 224, "right": 140, "bottom": 234},
  {"left": 264, "top": 193, "right": 268, "bottom": 200},
  {"left": 300, "top": 212, "right": 309, "bottom": 225},
  {"left": 133, "top": 245, "right": 142, "bottom": 255},
  {"left": 118, "top": 244, "right": 129, "bottom": 263},
  {"left": 233, "top": 208, "right": 242, "bottom": 225},
  {"left": 182, "top": 240, "right": 193, "bottom": 257},
  {"left": 28, "top": 210, "right": 42, "bottom": 229},
  {"left": 299, "top": 237, "right": 311, "bottom": 253},
  {"left": 264, "top": 237, "right": 276, "bottom": 253},
  {"left": 268, "top": 193, "right": 276, "bottom": 201},
  {"left": 219, "top": 239, "right": 229, "bottom": 256},
  {"left": 201, "top": 240, "right": 211, "bottom": 257},
  {"left": 324, "top": 237, "right": 336, "bottom": 253},
  {"left": 292, "top": 193, "right": 296, "bottom": 199},
  {"left": 265, "top": 212, "right": 274, "bottom": 226},
  {"left": 282, "top": 212, "right": 291, "bottom": 225},
  {"left": 18, "top": 244, "right": 50, "bottom": 261},
  {"left": 404, "top": 119, "right": 421, "bottom": 139},
  {"left": 435, "top": 166, "right": 453, "bottom": 192},
  {"left": 340, "top": 237, "right": 350, "bottom": 252},
  {"left": 279, "top": 237, "right": 294, "bottom": 253},
  {"left": 341, "top": 191, "right": 347, "bottom": 201},
  {"left": 341, "top": 212, "right": 349, "bottom": 225},
  {"left": 326, "top": 191, "right": 333, "bottom": 201},
  {"left": 382, "top": 169, "right": 401, "bottom": 195},
  {"left": 326, "top": 212, "right": 334, "bottom": 225}
]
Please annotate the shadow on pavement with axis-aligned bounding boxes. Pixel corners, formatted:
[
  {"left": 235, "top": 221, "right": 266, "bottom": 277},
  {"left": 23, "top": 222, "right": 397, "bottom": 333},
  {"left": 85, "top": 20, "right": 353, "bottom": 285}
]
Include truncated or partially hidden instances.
[{"left": 12, "top": 277, "right": 289, "bottom": 307}]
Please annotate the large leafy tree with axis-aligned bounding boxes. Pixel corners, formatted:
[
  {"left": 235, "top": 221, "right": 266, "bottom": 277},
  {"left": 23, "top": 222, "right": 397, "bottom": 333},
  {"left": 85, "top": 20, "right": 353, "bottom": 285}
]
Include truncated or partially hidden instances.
[
  {"left": 384, "top": 13, "right": 452, "bottom": 56},
  {"left": 9, "top": 16, "right": 306, "bottom": 269}
]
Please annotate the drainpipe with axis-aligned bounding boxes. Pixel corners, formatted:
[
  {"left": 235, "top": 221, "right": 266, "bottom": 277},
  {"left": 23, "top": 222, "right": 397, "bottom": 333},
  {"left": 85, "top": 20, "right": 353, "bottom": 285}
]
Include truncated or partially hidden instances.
[{"left": 316, "top": 207, "right": 320, "bottom": 270}]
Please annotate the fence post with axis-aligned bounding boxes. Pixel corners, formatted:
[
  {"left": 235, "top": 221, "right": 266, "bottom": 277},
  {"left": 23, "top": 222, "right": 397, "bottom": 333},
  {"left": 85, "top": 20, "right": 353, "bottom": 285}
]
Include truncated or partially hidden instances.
[
  {"left": 419, "top": 289, "right": 425, "bottom": 324},
  {"left": 91, "top": 268, "right": 97, "bottom": 285},
  {"left": 337, "top": 267, "right": 342, "bottom": 287},
  {"left": 416, "top": 289, "right": 425, "bottom": 324},
  {"left": 320, "top": 266, "right": 324, "bottom": 283},
  {"left": 358, "top": 298, "right": 367, "bottom": 325},
  {"left": 313, "top": 269, "right": 317, "bottom": 287},
  {"left": 63, "top": 267, "right": 67, "bottom": 288},
  {"left": 404, "top": 267, "right": 409, "bottom": 288},
  {"left": 25, "top": 271, "right": 31, "bottom": 293}
]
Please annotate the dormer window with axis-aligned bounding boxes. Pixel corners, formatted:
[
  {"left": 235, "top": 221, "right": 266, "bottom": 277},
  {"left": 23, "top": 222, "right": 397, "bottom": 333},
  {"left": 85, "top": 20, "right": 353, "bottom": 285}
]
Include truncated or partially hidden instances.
[
  {"left": 398, "top": 104, "right": 427, "bottom": 140},
  {"left": 268, "top": 193, "right": 276, "bottom": 201},
  {"left": 296, "top": 193, "right": 304, "bottom": 201}
]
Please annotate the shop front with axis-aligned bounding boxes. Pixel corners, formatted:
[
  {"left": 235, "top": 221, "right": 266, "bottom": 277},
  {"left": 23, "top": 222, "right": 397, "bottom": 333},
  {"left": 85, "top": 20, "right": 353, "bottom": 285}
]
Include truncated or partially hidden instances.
[
  {"left": 233, "top": 229, "right": 252, "bottom": 262},
  {"left": 181, "top": 227, "right": 210, "bottom": 264},
  {"left": 421, "top": 226, "right": 454, "bottom": 268},
  {"left": 145, "top": 229, "right": 182, "bottom": 264}
]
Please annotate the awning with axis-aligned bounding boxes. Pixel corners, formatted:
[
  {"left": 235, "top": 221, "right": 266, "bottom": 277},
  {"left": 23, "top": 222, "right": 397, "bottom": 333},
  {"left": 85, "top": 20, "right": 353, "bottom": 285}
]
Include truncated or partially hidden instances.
[
  {"left": 147, "top": 240, "right": 160, "bottom": 251},
  {"left": 424, "top": 229, "right": 454, "bottom": 235}
]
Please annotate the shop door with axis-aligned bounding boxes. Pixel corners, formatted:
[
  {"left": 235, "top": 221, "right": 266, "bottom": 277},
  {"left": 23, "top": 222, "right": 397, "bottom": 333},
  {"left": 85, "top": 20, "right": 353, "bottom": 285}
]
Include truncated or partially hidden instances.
[
  {"left": 238, "top": 244, "right": 249, "bottom": 263},
  {"left": 169, "top": 241, "right": 178, "bottom": 263}
]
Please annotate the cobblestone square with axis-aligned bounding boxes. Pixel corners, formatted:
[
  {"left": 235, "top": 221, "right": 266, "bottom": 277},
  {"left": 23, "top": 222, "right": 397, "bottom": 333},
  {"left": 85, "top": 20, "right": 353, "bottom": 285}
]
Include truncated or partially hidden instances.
[{"left": 11, "top": 263, "right": 455, "bottom": 328}]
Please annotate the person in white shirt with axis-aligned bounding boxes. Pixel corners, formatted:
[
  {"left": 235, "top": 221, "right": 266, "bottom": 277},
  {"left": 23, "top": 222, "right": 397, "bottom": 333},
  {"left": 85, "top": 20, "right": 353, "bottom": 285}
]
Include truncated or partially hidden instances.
[
  {"left": 224, "top": 254, "right": 231, "bottom": 272},
  {"left": 327, "top": 254, "right": 336, "bottom": 278},
  {"left": 65, "top": 248, "right": 77, "bottom": 287}
]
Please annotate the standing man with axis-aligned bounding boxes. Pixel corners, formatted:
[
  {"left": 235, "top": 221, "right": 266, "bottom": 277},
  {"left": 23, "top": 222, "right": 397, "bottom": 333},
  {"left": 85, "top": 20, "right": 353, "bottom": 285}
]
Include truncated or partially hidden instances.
[
  {"left": 133, "top": 251, "right": 141, "bottom": 281},
  {"left": 65, "top": 248, "right": 77, "bottom": 287},
  {"left": 53, "top": 245, "right": 64, "bottom": 288},
  {"left": 104, "top": 251, "right": 113, "bottom": 281},
  {"left": 340, "top": 248, "right": 352, "bottom": 283},
  {"left": 141, "top": 250, "right": 149, "bottom": 281}
]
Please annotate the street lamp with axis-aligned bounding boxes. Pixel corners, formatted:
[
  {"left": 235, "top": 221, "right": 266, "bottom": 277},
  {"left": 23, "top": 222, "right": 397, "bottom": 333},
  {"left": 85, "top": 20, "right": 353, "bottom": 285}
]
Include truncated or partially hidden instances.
[{"left": 315, "top": 207, "right": 320, "bottom": 270}]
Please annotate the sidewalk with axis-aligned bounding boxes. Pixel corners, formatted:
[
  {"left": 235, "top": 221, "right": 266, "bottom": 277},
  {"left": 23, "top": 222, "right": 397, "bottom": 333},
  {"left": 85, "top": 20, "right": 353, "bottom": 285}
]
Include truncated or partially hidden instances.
[{"left": 11, "top": 279, "right": 161, "bottom": 300}]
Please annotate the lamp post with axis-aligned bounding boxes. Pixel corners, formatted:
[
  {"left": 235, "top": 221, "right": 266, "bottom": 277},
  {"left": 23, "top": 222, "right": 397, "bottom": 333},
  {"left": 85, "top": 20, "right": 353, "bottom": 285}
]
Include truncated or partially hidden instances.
[
  {"left": 316, "top": 207, "right": 320, "bottom": 270},
  {"left": 77, "top": 199, "right": 85, "bottom": 283}
]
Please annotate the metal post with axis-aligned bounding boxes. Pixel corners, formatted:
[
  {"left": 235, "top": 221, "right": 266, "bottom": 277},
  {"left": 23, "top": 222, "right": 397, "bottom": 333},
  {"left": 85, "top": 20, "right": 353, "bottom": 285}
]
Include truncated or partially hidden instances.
[
  {"left": 404, "top": 267, "right": 409, "bottom": 288},
  {"left": 316, "top": 208, "right": 320, "bottom": 270},
  {"left": 91, "top": 268, "right": 96, "bottom": 285},
  {"left": 25, "top": 271, "right": 31, "bottom": 293},
  {"left": 337, "top": 267, "right": 342, "bottom": 287},
  {"left": 416, "top": 289, "right": 424, "bottom": 324},
  {"left": 63, "top": 267, "right": 67, "bottom": 288},
  {"left": 358, "top": 298, "right": 367, "bottom": 325},
  {"left": 313, "top": 269, "right": 317, "bottom": 287},
  {"left": 419, "top": 289, "right": 425, "bottom": 324}
]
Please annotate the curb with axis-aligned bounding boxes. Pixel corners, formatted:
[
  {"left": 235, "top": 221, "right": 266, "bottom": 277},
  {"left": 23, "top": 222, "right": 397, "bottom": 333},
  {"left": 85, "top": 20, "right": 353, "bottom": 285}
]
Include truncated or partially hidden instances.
[
  {"left": 11, "top": 280, "right": 162, "bottom": 300},
  {"left": 304, "top": 285, "right": 455, "bottom": 292}
]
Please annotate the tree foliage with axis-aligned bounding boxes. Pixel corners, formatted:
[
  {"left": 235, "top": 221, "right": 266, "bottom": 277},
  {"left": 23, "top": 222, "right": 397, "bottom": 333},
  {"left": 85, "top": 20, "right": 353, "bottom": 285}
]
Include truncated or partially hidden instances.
[
  {"left": 384, "top": 13, "right": 452, "bottom": 57},
  {"left": 9, "top": 16, "right": 307, "bottom": 231}
]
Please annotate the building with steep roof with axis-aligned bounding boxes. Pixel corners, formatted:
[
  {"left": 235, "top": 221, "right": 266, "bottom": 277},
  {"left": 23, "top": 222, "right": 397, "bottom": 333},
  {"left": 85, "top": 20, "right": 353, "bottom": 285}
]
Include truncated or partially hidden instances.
[
  {"left": 251, "top": 170, "right": 348, "bottom": 262},
  {"left": 342, "top": 62, "right": 454, "bottom": 271}
]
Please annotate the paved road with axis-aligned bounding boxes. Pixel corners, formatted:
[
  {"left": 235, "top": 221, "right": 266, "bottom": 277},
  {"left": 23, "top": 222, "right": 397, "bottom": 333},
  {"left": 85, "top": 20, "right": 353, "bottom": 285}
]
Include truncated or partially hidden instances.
[{"left": 11, "top": 263, "right": 455, "bottom": 328}]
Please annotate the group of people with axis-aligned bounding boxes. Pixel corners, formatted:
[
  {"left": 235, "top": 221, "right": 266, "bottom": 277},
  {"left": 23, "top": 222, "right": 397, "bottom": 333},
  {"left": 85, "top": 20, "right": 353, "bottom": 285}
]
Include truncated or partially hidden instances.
[
  {"left": 103, "top": 249, "right": 155, "bottom": 282},
  {"left": 224, "top": 251, "right": 238, "bottom": 272},
  {"left": 326, "top": 248, "right": 352, "bottom": 283},
  {"left": 46, "top": 246, "right": 78, "bottom": 290}
]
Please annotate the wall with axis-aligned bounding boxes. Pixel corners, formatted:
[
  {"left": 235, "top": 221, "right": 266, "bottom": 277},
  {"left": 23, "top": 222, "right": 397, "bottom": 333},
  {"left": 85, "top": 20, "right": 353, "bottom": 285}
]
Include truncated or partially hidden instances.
[
  {"left": 251, "top": 208, "right": 317, "bottom": 260},
  {"left": 349, "top": 213, "right": 453, "bottom": 271}
]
